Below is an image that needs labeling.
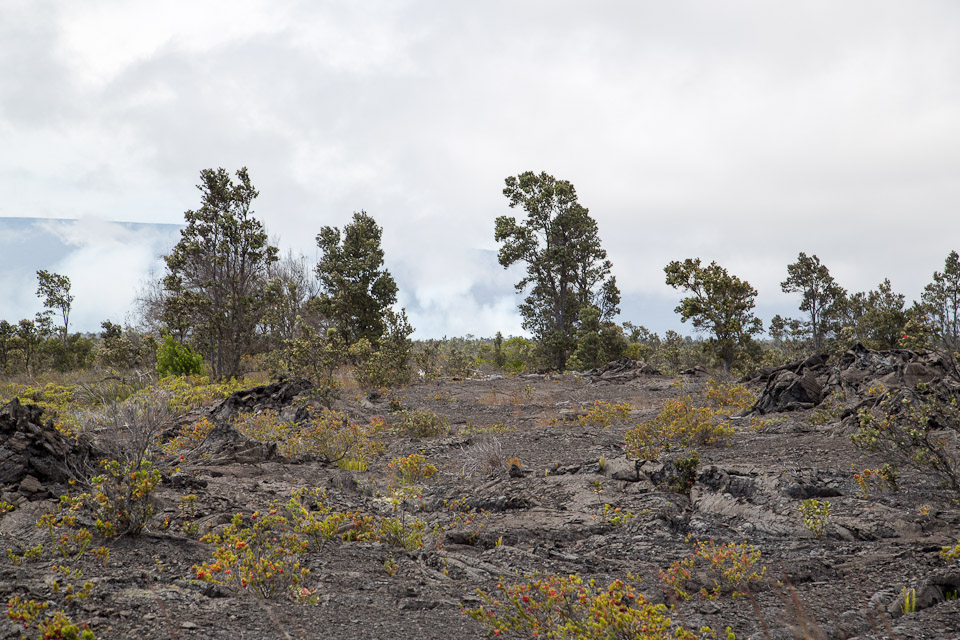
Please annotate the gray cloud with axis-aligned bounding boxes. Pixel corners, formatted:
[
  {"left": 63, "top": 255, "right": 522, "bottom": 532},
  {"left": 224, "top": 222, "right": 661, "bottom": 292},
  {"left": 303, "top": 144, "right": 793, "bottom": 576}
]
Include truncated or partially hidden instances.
[{"left": 2, "top": 1, "right": 960, "bottom": 338}]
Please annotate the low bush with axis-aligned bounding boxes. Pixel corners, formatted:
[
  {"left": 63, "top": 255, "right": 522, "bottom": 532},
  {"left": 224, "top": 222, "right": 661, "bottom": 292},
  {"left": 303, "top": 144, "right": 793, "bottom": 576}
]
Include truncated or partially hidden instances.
[
  {"left": 660, "top": 538, "right": 766, "bottom": 601},
  {"left": 853, "top": 384, "right": 960, "bottom": 493},
  {"left": 389, "top": 453, "right": 438, "bottom": 485},
  {"left": 192, "top": 511, "right": 314, "bottom": 601},
  {"left": 395, "top": 409, "right": 449, "bottom": 438},
  {"left": 7, "top": 595, "right": 95, "bottom": 640},
  {"left": 234, "top": 409, "right": 383, "bottom": 464},
  {"left": 463, "top": 574, "right": 706, "bottom": 639},
  {"left": 577, "top": 401, "right": 631, "bottom": 428},
  {"left": 624, "top": 395, "right": 733, "bottom": 460},
  {"left": 798, "top": 499, "right": 831, "bottom": 538},
  {"left": 155, "top": 334, "right": 203, "bottom": 377}
]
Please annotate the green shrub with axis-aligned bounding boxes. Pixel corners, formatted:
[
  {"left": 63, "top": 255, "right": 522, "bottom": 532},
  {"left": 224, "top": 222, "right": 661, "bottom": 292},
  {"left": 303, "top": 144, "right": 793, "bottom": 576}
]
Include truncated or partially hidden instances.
[
  {"left": 395, "top": 409, "right": 449, "bottom": 438},
  {"left": 660, "top": 538, "right": 766, "bottom": 601},
  {"left": 464, "top": 574, "right": 701, "bottom": 639},
  {"left": 624, "top": 394, "right": 733, "bottom": 460},
  {"left": 798, "top": 499, "right": 831, "bottom": 537},
  {"left": 852, "top": 384, "right": 960, "bottom": 492},
  {"left": 155, "top": 335, "right": 203, "bottom": 377}
]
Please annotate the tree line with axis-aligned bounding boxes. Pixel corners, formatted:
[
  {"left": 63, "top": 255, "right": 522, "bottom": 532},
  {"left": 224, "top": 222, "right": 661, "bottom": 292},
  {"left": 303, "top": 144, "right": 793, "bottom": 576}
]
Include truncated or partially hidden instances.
[{"left": 2, "top": 167, "right": 958, "bottom": 380}]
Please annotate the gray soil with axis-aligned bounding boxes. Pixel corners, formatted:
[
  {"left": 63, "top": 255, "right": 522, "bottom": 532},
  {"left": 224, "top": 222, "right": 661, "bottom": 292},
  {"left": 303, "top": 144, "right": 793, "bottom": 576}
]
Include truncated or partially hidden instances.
[{"left": 2, "top": 370, "right": 960, "bottom": 639}]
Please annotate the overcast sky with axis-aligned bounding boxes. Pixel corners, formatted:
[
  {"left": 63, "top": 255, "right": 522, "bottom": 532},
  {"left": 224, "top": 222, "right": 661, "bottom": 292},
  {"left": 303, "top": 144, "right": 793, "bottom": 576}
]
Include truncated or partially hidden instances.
[{"left": 3, "top": 1, "right": 960, "bottom": 338}]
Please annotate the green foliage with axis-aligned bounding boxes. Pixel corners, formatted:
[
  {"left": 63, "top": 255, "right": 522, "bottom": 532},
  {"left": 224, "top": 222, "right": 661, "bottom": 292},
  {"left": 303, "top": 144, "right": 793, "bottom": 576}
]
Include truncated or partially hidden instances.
[
  {"left": 161, "top": 167, "right": 279, "bottom": 378},
  {"left": 36, "top": 269, "right": 74, "bottom": 344},
  {"left": 349, "top": 309, "right": 414, "bottom": 389},
  {"left": 154, "top": 374, "right": 250, "bottom": 415},
  {"left": 797, "top": 499, "right": 831, "bottom": 537},
  {"left": 852, "top": 464, "right": 898, "bottom": 498},
  {"left": 842, "top": 279, "right": 908, "bottom": 350},
  {"left": 234, "top": 409, "right": 383, "bottom": 464},
  {"left": 853, "top": 385, "right": 960, "bottom": 492},
  {"left": 464, "top": 574, "right": 699, "bottom": 639},
  {"left": 266, "top": 324, "right": 347, "bottom": 383},
  {"left": 155, "top": 334, "right": 203, "bottom": 377},
  {"left": 780, "top": 253, "right": 846, "bottom": 350},
  {"left": 315, "top": 211, "right": 399, "bottom": 346},
  {"left": 7, "top": 595, "right": 95, "bottom": 640},
  {"left": 395, "top": 409, "right": 450, "bottom": 438},
  {"left": 624, "top": 391, "right": 734, "bottom": 460},
  {"left": 704, "top": 378, "right": 755, "bottom": 412},
  {"left": 941, "top": 540, "right": 960, "bottom": 563},
  {"left": 667, "top": 452, "right": 700, "bottom": 495},
  {"left": 660, "top": 538, "right": 766, "bottom": 600},
  {"left": 576, "top": 401, "right": 631, "bottom": 428},
  {"left": 193, "top": 511, "right": 313, "bottom": 601},
  {"left": 567, "top": 305, "right": 628, "bottom": 371},
  {"left": 901, "top": 587, "right": 917, "bottom": 614},
  {"left": 920, "top": 250, "right": 960, "bottom": 352},
  {"left": 88, "top": 459, "right": 163, "bottom": 536},
  {"left": 664, "top": 258, "right": 762, "bottom": 373},
  {"left": 495, "top": 171, "right": 620, "bottom": 371},
  {"left": 390, "top": 453, "right": 438, "bottom": 485},
  {"left": 98, "top": 322, "right": 154, "bottom": 369}
]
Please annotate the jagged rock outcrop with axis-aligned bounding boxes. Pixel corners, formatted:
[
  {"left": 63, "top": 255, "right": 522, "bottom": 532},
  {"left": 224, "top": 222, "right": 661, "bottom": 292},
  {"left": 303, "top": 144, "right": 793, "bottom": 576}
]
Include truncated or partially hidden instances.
[
  {"left": 0, "top": 398, "right": 95, "bottom": 493},
  {"left": 585, "top": 357, "right": 660, "bottom": 382},
  {"left": 750, "top": 344, "right": 960, "bottom": 415}
]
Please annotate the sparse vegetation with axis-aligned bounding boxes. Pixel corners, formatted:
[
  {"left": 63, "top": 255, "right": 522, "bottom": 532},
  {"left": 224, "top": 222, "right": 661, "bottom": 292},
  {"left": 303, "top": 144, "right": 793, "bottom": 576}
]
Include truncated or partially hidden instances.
[
  {"left": 798, "top": 499, "right": 831, "bottom": 538},
  {"left": 464, "top": 574, "right": 700, "bottom": 639}
]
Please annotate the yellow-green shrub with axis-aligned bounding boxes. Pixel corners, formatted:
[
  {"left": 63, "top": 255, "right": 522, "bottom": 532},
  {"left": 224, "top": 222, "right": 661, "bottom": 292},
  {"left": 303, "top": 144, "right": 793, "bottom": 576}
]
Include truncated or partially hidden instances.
[
  {"left": 464, "top": 574, "right": 699, "bottom": 639},
  {"left": 624, "top": 395, "right": 733, "bottom": 460}
]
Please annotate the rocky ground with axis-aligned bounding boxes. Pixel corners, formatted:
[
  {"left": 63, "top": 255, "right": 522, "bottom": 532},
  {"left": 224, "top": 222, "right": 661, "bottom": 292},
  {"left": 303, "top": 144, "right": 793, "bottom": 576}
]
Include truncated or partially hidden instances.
[{"left": 2, "top": 349, "right": 960, "bottom": 639}]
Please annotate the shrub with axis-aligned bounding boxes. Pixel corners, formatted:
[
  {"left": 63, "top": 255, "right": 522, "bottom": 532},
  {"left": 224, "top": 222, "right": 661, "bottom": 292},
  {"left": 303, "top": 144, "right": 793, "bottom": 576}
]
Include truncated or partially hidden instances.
[
  {"left": 463, "top": 574, "right": 699, "bottom": 639},
  {"left": 389, "top": 453, "right": 438, "bottom": 485},
  {"left": 7, "top": 596, "right": 95, "bottom": 640},
  {"left": 234, "top": 409, "right": 382, "bottom": 464},
  {"left": 155, "top": 334, "right": 203, "bottom": 377},
  {"left": 193, "top": 511, "right": 313, "bottom": 601},
  {"left": 660, "top": 538, "right": 766, "bottom": 600},
  {"left": 798, "top": 499, "right": 831, "bottom": 538},
  {"left": 624, "top": 395, "right": 733, "bottom": 460},
  {"left": 852, "top": 384, "right": 960, "bottom": 492},
  {"left": 578, "top": 401, "right": 631, "bottom": 428},
  {"left": 667, "top": 452, "right": 700, "bottom": 495},
  {"left": 941, "top": 540, "right": 960, "bottom": 563},
  {"left": 704, "top": 378, "right": 755, "bottom": 412},
  {"left": 36, "top": 496, "right": 92, "bottom": 560},
  {"left": 396, "top": 409, "right": 449, "bottom": 438},
  {"left": 154, "top": 375, "right": 250, "bottom": 415},
  {"left": 88, "top": 459, "right": 163, "bottom": 537},
  {"left": 852, "top": 464, "right": 898, "bottom": 498}
]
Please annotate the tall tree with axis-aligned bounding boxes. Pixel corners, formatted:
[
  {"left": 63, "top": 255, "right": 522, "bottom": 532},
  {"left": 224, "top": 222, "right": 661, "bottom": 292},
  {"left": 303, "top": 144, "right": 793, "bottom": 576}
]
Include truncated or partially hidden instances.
[
  {"left": 861, "top": 279, "right": 907, "bottom": 350},
  {"left": 780, "top": 253, "right": 846, "bottom": 350},
  {"left": 0, "top": 320, "right": 15, "bottom": 371},
  {"left": 495, "top": 171, "right": 620, "bottom": 370},
  {"left": 315, "top": 211, "right": 398, "bottom": 346},
  {"left": 921, "top": 250, "right": 960, "bottom": 352},
  {"left": 36, "top": 270, "right": 73, "bottom": 345},
  {"left": 664, "top": 258, "right": 762, "bottom": 373},
  {"left": 162, "top": 167, "right": 278, "bottom": 378}
]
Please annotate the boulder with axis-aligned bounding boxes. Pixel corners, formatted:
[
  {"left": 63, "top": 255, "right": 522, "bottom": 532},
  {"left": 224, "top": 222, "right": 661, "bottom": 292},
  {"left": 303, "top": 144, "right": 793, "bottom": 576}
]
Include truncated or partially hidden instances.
[
  {"left": 0, "top": 398, "right": 95, "bottom": 488},
  {"left": 585, "top": 357, "right": 660, "bottom": 382}
]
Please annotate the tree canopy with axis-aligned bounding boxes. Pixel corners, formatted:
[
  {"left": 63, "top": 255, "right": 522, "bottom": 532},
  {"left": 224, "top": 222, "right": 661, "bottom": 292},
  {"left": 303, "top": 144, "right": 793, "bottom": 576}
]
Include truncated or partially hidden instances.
[
  {"left": 495, "top": 171, "right": 619, "bottom": 370},
  {"left": 162, "top": 167, "right": 278, "bottom": 378},
  {"left": 664, "top": 258, "right": 762, "bottom": 373},
  {"left": 36, "top": 270, "right": 73, "bottom": 344},
  {"left": 315, "top": 211, "right": 398, "bottom": 346},
  {"left": 780, "top": 253, "right": 846, "bottom": 350}
]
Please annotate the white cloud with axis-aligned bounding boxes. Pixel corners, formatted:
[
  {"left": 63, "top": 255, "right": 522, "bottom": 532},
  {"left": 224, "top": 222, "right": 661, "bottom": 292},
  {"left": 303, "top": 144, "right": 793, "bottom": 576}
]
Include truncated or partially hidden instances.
[{"left": 2, "top": 1, "right": 960, "bottom": 337}]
